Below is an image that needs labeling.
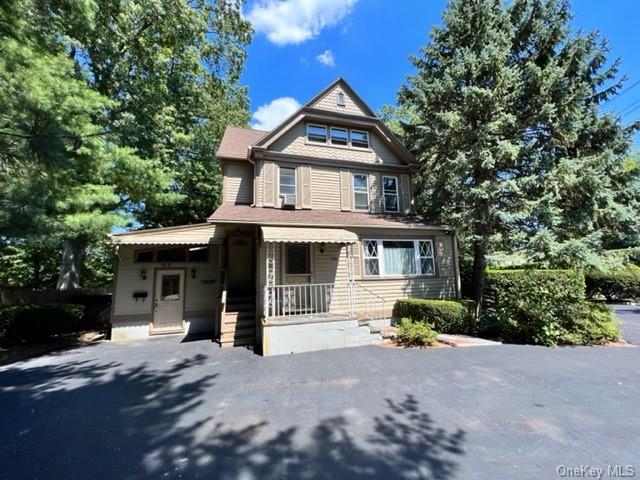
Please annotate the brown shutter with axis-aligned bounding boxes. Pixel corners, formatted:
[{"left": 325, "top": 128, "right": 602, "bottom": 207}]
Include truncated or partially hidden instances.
[
  {"left": 263, "top": 161, "right": 275, "bottom": 207},
  {"left": 340, "top": 170, "right": 352, "bottom": 211},
  {"left": 401, "top": 174, "right": 412, "bottom": 214},
  {"left": 301, "top": 165, "right": 312, "bottom": 209}
]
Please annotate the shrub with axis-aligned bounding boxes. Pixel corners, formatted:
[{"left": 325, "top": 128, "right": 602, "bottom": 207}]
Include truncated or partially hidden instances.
[
  {"left": 481, "top": 269, "right": 586, "bottom": 346},
  {"left": 557, "top": 302, "right": 620, "bottom": 345},
  {"left": 393, "top": 298, "right": 475, "bottom": 334},
  {"left": 0, "top": 304, "right": 85, "bottom": 345},
  {"left": 396, "top": 318, "right": 438, "bottom": 346},
  {"left": 585, "top": 265, "right": 640, "bottom": 302}
]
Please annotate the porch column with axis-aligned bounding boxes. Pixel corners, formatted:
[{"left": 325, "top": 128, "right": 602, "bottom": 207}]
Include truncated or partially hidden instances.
[
  {"left": 264, "top": 241, "right": 276, "bottom": 318},
  {"left": 346, "top": 243, "right": 356, "bottom": 318}
]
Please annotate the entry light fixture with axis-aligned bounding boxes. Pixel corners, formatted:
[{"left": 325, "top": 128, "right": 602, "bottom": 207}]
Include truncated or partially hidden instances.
[
  {"left": 140, "top": 268, "right": 147, "bottom": 280},
  {"left": 191, "top": 268, "right": 197, "bottom": 279},
  {"left": 320, "top": 242, "right": 326, "bottom": 254}
]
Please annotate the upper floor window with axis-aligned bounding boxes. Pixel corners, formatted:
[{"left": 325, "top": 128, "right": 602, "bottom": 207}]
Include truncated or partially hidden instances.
[
  {"left": 337, "top": 91, "right": 345, "bottom": 106},
  {"left": 350, "top": 130, "right": 369, "bottom": 149},
  {"left": 353, "top": 173, "right": 369, "bottom": 211},
  {"left": 330, "top": 127, "right": 348, "bottom": 146},
  {"left": 307, "top": 124, "right": 327, "bottom": 143},
  {"left": 382, "top": 176, "right": 399, "bottom": 212},
  {"left": 279, "top": 166, "right": 296, "bottom": 201}
]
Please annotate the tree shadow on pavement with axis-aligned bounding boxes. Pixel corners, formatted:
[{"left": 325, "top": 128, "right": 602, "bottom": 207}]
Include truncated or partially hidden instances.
[{"left": 0, "top": 354, "right": 465, "bottom": 480}]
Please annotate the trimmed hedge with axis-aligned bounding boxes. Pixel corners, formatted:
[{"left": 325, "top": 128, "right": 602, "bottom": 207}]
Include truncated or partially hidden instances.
[
  {"left": 481, "top": 269, "right": 619, "bottom": 346},
  {"left": 0, "top": 304, "right": 85, "bottom": 345},
  {"left": 393, "top": 298, "right": 475, "bottom": 334},
  {"left": 396, "top": 318, "right": 438, "bottom": 346},
  {"left": 585, "top": 265, "right": 640, "bottom": 302}
]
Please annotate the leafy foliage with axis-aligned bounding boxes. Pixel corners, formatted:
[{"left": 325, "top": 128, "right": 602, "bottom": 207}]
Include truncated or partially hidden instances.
[
  {"left": 393, "top": 298, "right": 475, "bottom": 334},
  {"left": 396, "top": 318, "right": 438, "bottom": 347},
  {"left": 480, "top": 268, "right": 620, "bottom": 345},
  {"left": 585, "top": 265, "right": 640, "bottom": 302},
  {"left": 0, "top": 304, "right": 85, "bottom": 345}
]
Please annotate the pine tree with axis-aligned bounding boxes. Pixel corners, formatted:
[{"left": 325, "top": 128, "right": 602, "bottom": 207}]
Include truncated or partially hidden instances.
[{"left": 398, "top": 0, "right": 640, "bottom": 315}]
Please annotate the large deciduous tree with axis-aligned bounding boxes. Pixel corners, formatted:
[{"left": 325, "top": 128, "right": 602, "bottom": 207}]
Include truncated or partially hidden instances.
[{"left": 398, "top": 0, "right": 640, "bottom": 316}]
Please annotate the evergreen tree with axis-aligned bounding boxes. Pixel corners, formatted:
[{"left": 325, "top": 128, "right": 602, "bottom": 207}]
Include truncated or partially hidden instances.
[{"left": 398, "top": 0, "right": 640, "bottom": 315}]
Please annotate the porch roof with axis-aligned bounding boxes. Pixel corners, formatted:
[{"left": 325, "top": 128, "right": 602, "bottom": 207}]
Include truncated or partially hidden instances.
[
  {"left": 110, "top": 223, "right": 223, "bottom": 245},
  {"left": 261, "top": 226, "right": 358, "bottom": 244},
  {"left": 209, "top": 204, "right": 451, "bottom": 230}
]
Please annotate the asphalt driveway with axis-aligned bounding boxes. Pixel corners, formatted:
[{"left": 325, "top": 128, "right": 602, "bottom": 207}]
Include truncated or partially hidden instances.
[{"left": 0, "top": 307, "right": 638, "bottom": 480}]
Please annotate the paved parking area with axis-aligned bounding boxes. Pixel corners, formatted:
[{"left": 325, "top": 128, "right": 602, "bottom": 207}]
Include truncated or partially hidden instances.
[{"left": 0, "top": 306, "right": 638, "bottom": 480}]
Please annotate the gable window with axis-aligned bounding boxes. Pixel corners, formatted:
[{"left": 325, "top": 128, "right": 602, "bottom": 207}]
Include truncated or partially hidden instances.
[
  {"left": 330, "top": 127, "right": 348, "bottom": 146},
  {"left": 279, "top": 166, "right": 296, "bottom": 201},
  {"left": 382, "top": 176, "right": 399, "bottom": 212},
  {"left": 350, "top": 130, "right": 369, "bottom": 149},
  {"left": 337, "top": 91, "right": 345, "bottom": 106},
  {"left": 307, "top": 124, "right": 327, "bottom": 143},
  {"left": 362, "top": 239, "right": 436, "bottom": 277},
  {"left": 352, "top": 173, "right": 369, "bottom": 211}
]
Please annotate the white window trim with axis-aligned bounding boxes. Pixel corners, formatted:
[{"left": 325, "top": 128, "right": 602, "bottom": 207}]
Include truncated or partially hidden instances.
[
  {"left": 337, "top": 91, "right": 345, "bottom": 106},
  {"left": 278, "top": 165, "right": 297, "bottom": 202},
  {"left": 350, "top": 129, "right": 369, "bottom": 149},
  {"left": 382, "top": 175, "right": 400, "bottom": 213},
  {"left": 306, "top": 123, "right": 328, "bottom": 144},
  {"left": 352, "top": 173, "right": 370, "bottom": 212},
  {"left": 362, "top": 239, "right": 437, "bottom": 278},
  {"left": 330, "top": 126, "right": 348, "bottom": 146}
]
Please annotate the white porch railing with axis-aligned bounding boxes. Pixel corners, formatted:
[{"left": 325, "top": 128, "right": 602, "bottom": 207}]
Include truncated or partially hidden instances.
[
  {"left": 264, "top": 283, "right": 337, "bottom": 318},
  {"left": 263, "top": 282, "right": 387, "bottom": 322}
]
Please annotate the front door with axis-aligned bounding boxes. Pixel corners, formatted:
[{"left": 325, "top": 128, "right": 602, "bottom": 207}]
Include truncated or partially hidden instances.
[
  {"left": 283, "top": 244, "right": 314, "bottom": 314},
  {"left": 227, "top": 235, "right": 254, "bottom": 297},
  {"left": 153, "top": 269, "right": 185, "bottom": 333}
]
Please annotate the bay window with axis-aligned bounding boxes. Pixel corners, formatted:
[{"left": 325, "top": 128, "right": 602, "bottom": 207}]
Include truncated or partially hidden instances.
[{"left": 362, "top": 239, "right": 436, "bottom": 277}]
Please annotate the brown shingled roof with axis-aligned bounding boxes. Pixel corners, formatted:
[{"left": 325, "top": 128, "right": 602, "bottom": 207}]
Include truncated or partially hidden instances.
[
  {"left": 208, "top": 204, "right": 449, "bottom": 230},
  {"left": 216, "top": 126, "right": 268, "bottom": 160}
]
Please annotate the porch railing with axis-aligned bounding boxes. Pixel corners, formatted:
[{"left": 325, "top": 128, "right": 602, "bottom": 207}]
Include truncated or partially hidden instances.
[
  {"left": 354, "top": 283, "right": 386, "bottom": 323},
  {"left": 264, "top": 283, "right": 337, "bottom": 318}
]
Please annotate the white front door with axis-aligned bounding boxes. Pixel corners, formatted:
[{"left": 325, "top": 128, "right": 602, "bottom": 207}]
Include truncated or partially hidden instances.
[{"left": 153, "top": 269, "right": 185, "bottom": 333}]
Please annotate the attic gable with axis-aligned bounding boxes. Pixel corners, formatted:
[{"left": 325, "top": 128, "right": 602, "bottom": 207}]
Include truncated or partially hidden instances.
[{"left": 309, "top": 80, "right": 375, "bottom": 117}]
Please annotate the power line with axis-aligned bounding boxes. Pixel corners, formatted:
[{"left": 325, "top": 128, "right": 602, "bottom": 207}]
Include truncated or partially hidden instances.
[
  {"left": 622, "top": 104, "right": 640, "bottom": 118},
  {"left": 619, "top": 98, "right": 640, "bottom": 115},
  {"left": 619, "top": 79, "right": 640, "bottom": 97}
]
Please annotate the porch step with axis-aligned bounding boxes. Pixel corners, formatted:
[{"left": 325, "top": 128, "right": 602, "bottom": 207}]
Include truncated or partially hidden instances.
[
  {"left": 221, "top": 325, "right": 256, "bottom": 337},
  {"left": 223, "top": 310, "right": 255, "bottom": 322},
  {"left": 225, "top": 302, "right": 254, "bottom": 312},
  {"left": 220, "top": 337, "right": 255, "bottom": 348}
]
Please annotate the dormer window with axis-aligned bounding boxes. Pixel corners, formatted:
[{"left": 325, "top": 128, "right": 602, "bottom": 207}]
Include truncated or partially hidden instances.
[
  {"left": 337, "top": 91, "right": 345, "bottom": 106},
  {"left": 350, "top": 130, "right": 369, "bottom": 149},
  {"left": 307, "top": 124, "right": 327, "bottom": 143},
  {"left": 330, "top": 127, "right": 348, "bottom": 146}
]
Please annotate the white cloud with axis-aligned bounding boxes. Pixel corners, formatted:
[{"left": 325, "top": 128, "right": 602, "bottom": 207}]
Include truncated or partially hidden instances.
[
  {"left": 246, "top": 0, "right": 358, "bottom": 46},
  {"left": 316, "top": 49, "right": 335, "bottom": 67},
  {"left": 250, "top": 97, "right": 301, "bottom": 131}
]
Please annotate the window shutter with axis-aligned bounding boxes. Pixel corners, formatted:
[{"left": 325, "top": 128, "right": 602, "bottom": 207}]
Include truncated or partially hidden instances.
[
  {"left": 301, "top": 165, "right": 312, "bottom": 209},
  {"left": 401, "top": 174, "right": 412, "bottom": 214},
  {"left": 263, "top": 161, "right": 275, "bottom": 207},
  {"left": 435, "top": 236, "right": 448, "bottom": 277},
  {"left": 340, "top": 170, "right": 352, "bottom": 211}
]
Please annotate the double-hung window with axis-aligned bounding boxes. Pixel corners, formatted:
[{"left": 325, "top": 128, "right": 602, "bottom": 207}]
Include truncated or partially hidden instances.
[
  {"left": 279, "top": 166, "right": 296, "bottom": 201},
  {"left": 307, "top": 124, "right": 327, "bottom": 143},
  {"left": 362, "top": 239, "right": 436, "bottom": 277},
  {"left": 352, "top": 173, "right": 369, "bottom": 211},
  {"left": 382, "top": 176, "right": 399, "bottom": 212},
  {"left": 350, "top": 130, "right": 369, "bottom": 148},
  {"left": 330, "top": 127, "right": 348, "bottom": 146}
]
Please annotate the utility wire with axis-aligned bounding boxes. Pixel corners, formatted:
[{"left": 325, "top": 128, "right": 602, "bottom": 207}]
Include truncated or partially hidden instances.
[
  {"left": 619, "top": 79, "right": 640, "bottom": 97},
  {"left": 618, "top": 97, "right": 640, "bottom": 115},
  {"left": 622, "top": 104, "right": 640, "bottom": 118}
]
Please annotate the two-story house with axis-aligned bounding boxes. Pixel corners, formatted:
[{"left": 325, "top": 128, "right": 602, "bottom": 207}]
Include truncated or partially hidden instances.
[{"left": 109, "top": 78, "right": 461, "bottom": 355}]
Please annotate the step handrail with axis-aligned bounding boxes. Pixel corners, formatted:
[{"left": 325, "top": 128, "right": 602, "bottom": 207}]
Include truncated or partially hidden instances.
[{"left": 354, "top": 282, "right": 386, "bottom": 323}]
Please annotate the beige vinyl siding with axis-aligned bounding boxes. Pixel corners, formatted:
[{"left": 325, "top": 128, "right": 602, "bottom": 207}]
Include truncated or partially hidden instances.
[
  {"left": 270, "top": 122, "right": 402, "bottom": 166},
  {"left": 263, "top": 161, "right": 276, "bottom": 206},
  {"left": 310, "top": 85, "right": 370, "bottom": 116},
  {"left": 311, "top": 167, "right": 341, "bottom": 210},
  {"left": 113, "top": 244, "right": 220, "bottom": 317},
  {"left": 224, "top": 162, "right": 253, "bottom": 204}
]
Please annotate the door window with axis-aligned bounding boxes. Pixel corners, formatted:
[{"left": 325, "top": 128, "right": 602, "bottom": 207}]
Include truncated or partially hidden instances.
[
  {"left": 286, "top": 244, "right": 311, "bottom": 275},
  {"left": 161, "top": 274, "right": 181, "bottom": 300}
]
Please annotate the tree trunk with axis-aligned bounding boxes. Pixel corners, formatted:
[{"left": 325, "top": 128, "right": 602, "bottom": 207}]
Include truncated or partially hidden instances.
[
  {"left": 57, "top": 239, "right": 86, "bottom": 290},
  {"left": 470, "top": 240, "right": 488, "bottom": 321}
]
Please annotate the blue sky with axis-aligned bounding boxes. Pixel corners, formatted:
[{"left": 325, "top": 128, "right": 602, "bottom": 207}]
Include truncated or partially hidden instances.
[{"left": 240, "top": 0, "right": 640, "bottom": 142}]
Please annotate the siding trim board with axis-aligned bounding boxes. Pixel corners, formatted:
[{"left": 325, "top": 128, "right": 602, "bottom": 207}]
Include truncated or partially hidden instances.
[{"left": 262, "top": 151, "right": 417, "bottom": 173}]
